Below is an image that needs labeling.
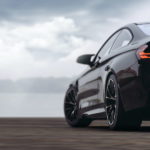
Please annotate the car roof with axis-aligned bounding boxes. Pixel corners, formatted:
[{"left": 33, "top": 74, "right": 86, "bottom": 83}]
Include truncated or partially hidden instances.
[
  {"left": 119, "top": 23, "right": 148, "bottom": 41},
  {"left": 134, "top": 22, "right": 150, "bottom": 25},
  {"left": 124, "top": 22, "right": 150, "bottom": 27}
]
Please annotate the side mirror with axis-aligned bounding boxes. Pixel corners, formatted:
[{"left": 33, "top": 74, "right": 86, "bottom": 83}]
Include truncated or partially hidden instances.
[{"left": 76, "top": 54, "right": 95, "bottom": 66}]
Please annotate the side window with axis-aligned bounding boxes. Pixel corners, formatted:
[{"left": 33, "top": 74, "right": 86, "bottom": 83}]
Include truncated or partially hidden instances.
[
  {"left": 98, "top": 31, "right": 120, "bottom": 58},
  {"left": 111, "top": 29, "right": 132, "bottom": 52}
]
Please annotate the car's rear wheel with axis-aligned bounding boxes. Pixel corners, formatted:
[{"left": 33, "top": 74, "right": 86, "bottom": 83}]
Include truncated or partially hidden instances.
[
  {"left": 105, "top": 74, "right": 142, "bottom": 130},
  {"left": 64, "top": 87, "right": 91, "bottom": 127}
]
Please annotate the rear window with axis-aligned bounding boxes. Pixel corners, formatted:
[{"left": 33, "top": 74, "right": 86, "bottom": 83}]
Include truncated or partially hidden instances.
[{"left": 138, "top": 24, "right": 150, "bottom": 35}]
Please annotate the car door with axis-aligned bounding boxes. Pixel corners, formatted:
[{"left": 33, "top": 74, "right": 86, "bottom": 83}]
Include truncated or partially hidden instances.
[{"left": 78, "top": 31, "right": 120, "bottom": 112}]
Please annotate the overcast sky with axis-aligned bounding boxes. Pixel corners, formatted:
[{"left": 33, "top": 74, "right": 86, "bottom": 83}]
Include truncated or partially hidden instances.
[
  {"left": 0, "top": 0, "right": 150, "bottom": 117},
  {"left": 0, "top": 0, "right": 149, "bottom": 80}
]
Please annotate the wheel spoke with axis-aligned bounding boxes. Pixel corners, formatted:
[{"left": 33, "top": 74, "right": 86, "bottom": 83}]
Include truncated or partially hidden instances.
[
  {"left": 68, "top": 93, "right": 74, "bottom": 102},
  {"left": 69, "top": 91, "right": 76, "bottom": 102},
  {"left": 105, "top": 79, "right": 117, "bottom": 125},
  {"left": 65, "top": 101, "right": 76, "bottom": 106},
  {"left": 107, "top": 106, "right": 113, "bottom": 114},
  {"left": 107, "top": 82, "right": 116, "bottom": 98},
  {"left": 106, "top": 105, "right": 112, "bottom": 109},
  {"left": 64, "top": 90, "right": 78, "bottom": 121},
  {"left": 105, "top": 96, "right": 116, "bottom": 102}
]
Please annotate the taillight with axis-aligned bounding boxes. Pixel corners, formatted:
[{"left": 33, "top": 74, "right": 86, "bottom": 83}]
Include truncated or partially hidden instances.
[{"left": 136, "top": 44, "right": 150, "bottom": 59}]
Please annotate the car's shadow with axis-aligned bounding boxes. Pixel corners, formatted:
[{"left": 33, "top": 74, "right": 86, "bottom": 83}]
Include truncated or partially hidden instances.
[{"left": 88, "top": 125, "right": 150, "bottom": 132}]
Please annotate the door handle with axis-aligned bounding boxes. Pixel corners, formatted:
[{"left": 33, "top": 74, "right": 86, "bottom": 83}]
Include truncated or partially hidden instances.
[{"left": 105, "top": 65, "right": 110, "bottom": 71}]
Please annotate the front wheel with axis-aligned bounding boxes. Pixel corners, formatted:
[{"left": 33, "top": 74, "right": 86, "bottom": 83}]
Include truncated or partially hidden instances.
[
  {"left": 64, "top": 87, "right": 91, "bottom": 127},
  {"left": 105, "top": 74, "right": 142, "bottom": 130}
]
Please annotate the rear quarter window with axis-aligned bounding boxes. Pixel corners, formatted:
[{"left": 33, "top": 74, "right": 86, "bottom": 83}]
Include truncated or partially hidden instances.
[
  {"left": 110, "top": 29, "right": 132, "bottom": 53},
  {"left": 138, "top": 24, "right": 150, "bottom": 36}
]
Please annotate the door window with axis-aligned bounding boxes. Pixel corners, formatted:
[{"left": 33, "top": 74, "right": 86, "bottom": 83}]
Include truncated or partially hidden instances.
[{"left": 97, "top": 31, "right": 120, "bottom": 58}]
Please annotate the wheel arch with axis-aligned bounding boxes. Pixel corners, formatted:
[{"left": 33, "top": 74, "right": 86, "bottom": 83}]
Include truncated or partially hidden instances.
[
  {"left": 105, "top": 68, "right": 121, "bottom": 90},
  {"left": 68, "top": 80, "right": 79, "bottom": 93},
  {"left": 104, "top": 69, "right": 123, "bottom": 101},
  {"left": 105, "top": 69, "right": 117, "bottom": 89}
]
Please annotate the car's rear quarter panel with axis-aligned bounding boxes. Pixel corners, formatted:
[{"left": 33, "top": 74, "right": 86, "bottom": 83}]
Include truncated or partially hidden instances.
[{"left": 111, "top": 49, "right": 148, "bottom": 111}]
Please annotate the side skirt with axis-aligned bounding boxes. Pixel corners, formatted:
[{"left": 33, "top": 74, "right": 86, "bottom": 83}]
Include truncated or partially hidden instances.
[{"left": 78, "top": 103, "right": 107, "bottom": 120}]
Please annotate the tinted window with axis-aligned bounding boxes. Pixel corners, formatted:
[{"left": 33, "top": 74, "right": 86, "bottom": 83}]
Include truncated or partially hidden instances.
[
  {"left": 138, "top": 24, "right": 150, "bottom": 35},
  {"left": 98, "top": 31, "right": 120, "bottom": 58},
  {"left": 111, "top": 29, "right": 132, "bottom": 52}
]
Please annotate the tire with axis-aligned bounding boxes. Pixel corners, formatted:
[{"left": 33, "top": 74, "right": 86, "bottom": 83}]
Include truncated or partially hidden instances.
[
  {"left": 64, "top": 86, "right": 91, "bottom": 127},
  {"left": 105, "top": 74, "right": 142, "bottom": 130}
]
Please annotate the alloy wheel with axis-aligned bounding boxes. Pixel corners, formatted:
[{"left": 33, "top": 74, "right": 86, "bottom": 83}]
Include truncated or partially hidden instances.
[
  {"left": 64, "top": 90, "right": 78, "bottom": 121},
  {"left": 105, "top": 79, "right": 118, "bottom": 125}
]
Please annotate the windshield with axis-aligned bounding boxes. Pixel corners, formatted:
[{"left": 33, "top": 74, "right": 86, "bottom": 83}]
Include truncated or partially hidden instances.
[{"left": 138, "top": 24, "right": 150, "bottom": 36}]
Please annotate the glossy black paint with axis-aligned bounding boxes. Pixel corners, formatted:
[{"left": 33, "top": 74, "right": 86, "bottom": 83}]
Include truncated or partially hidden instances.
[{"left": 65, "top": 23, "right": 150, "bottom": 121}]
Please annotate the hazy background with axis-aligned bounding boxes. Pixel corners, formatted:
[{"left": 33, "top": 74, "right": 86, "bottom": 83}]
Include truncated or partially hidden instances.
[{"left": 0, "top": 0, "right": 149, "bottom": 117}]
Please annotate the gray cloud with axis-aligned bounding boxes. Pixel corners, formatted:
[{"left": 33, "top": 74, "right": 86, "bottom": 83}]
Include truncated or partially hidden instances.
[
  {"left": 0, "top": 0, "right": 145, "bottom": 41},
  {"left": 0, "top": 0, "right": 144, "bottom": 23},
  {"left": 0, "top": 0, "right": 92, "bottom": 23},
  {"left": 90, "top": 0, "right": 139, "bottom": 17},
  {"left": 0, "top": 0, "right": 148, "bottom": 80}
]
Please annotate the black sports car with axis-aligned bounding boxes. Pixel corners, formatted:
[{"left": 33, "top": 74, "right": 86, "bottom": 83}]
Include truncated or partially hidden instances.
[{"left": 64, "top": 23, "right": 150, "bottom": 130}]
